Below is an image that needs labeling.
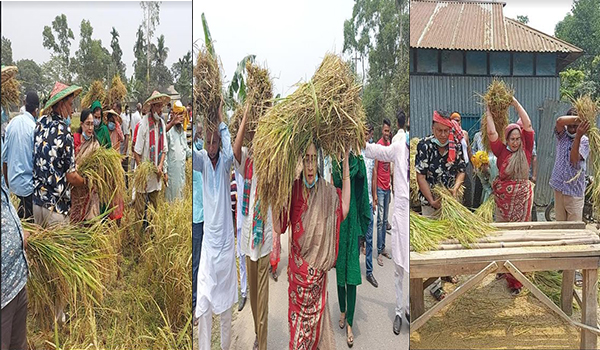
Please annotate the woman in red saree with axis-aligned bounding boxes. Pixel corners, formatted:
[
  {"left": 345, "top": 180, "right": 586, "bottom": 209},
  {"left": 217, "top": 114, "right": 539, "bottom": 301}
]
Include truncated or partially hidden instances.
[
  {"left": 277, "top": 143, "right": 351, "bottom": 350},
  {"left": 486, "top": 96, "right": 535, "bottom": 295}
]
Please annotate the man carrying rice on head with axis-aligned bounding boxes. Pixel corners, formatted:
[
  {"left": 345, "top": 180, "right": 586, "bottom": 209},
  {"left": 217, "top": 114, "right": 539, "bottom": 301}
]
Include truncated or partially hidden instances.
[
  {"left": 165, "top": 100, "right": 192, "bottom": 202},
  {"left": 194, "top": 103, "right": 238, "bottom": 350},
  {"left": 415, "top": 110, "right": 466, "bottom": 300},
  {"left": 485, "top": 96, "right": 535, "bottom": 295},
  {"left": 133, "top": 91, "right": 169, "bottom": 222}
]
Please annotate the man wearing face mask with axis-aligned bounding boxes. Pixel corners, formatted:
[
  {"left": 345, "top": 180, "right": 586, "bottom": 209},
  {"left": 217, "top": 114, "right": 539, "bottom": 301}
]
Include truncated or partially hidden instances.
[
  {"left": 133, "top": 91, "right": 170, "bottom": 224},
  {"left": 165, "top": 100, "right": 192, "bottom": 201},
  {"left": 90, "top": 100, "right": 112, "bottom": 149},
  {"left": 3, "top": 92, "right": 40, "bottom": 220}
]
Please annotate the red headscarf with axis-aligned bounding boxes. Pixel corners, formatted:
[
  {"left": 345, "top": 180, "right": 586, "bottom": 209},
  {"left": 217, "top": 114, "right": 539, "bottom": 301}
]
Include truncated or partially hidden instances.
[
  {"left": 504, "top": 123, "right": 522, "bottom": 142},
  {"left": 433, "top": 111, "right": 463, "bottom": 163}
]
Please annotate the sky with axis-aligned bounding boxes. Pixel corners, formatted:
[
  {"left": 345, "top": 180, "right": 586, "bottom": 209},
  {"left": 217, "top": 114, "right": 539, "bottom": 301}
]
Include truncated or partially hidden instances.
[
  {"left": 502, "top": 0, "right": 574, "bottom": 36},
  {"left": 1, "top": 1, "right": 192, "bottom": 79},
  {"left": 193, "top": 0, "right": 355, "bottom": 97}
]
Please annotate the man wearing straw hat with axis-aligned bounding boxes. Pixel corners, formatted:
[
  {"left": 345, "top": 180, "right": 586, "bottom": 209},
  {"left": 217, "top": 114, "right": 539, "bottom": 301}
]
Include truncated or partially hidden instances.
[
  {"left": 133, "top": 91, "right": 170, "bottom": 222},
  {"left": 193, "top": 103, "right": 237, "bottom": 350},
  {"left": 3, "top": 91, "right": 39, "bottom": 220},
  {"left": 165, "top": 100, "right": 192, "bottom": 201},
  {"left": 233, "top": 106, "right": 273, "bottom": 350}
]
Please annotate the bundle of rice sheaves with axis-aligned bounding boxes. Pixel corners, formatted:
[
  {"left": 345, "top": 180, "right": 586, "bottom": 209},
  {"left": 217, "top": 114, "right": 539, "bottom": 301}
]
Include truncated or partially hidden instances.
[
  {"left": 530, "top": 271, "right": 565, "bottom": 307},
  {"left": 1, "top": 77, "right": 21, "bottom": 109},
  {"left": 253, "top": 54, "right": 366, "bottom": 214},
  {"left": 480, "top": 79, "right": 514, "bottom": 151},
  {"left": 133, "top": 161, "right": 159, "bottom": 193},
  {"left": 410, "top": 211, "right": 452, "bottom": 252},
  {"left": 78, "top": 147, "right": 125, "bottom": 205},
  {"left": 409, "top": 137, "right": 420, "bottom": 206},
  {"left": 433, "top": 186, "right": 496, "bottom": 248},
  {"left": 573, "top": 95, "right": 600, "bottom": 218},
  {"left": 475, "top": 196, "right": 496, "bottom": 223},
  {"left": 24, "top": 217, "right": 117, "bottom": 329},
  {"left": 81, "top": 80, "right": 106, "bottom": 109},
  {"left": 106, "top": 74, "right": 127, "bottom": 107},
  {"left": 194, "top": 46, "right": 222, "bottom": 132},
  {"left": 229, "top": 61, "right": 273, "bottom": 147}
]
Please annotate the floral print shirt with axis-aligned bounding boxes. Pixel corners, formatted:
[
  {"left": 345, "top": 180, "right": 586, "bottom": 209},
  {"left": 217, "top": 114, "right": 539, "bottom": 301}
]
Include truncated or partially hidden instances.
[{"left": 33, "top": 112, "right": 76, "bottom": 215}]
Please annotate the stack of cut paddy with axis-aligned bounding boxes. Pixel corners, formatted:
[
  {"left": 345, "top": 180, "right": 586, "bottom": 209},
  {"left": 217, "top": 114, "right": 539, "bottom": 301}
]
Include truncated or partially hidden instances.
[
  {"left": 78, "top": 147, "right": 125, "bottom": 205},
  {"left": 132, "top": 161, "right": 159, "bottom": 193},
  {"left": 229, "top": 61, "right": 273, "bottom": 147},
  {"left": 409, "top": 138, "right": 420, "bottom": 206},
  {"left": 530, "top": 271, "right": 565, "bottom": 307},
  {"left": 106, "top": 74, "right": 127, "bottom": 107},
  {"left": 481, "top": 79, "right": 514, "bottom": 151},
  {"left": 1, "top": 76, "right": 20, "bottom": 109},
  {"left": 24, "top": 216, "right": 116, "bottom": 328},
  {"left": 410, "top": 211, "right": 452, "bottom": 252},
  {"left": 573, "top": 95, "right": 600, "bottom": 219},
  {"left": 253, "top": 54, "right": 366, "bottom": 215},
  {"left": 475, "top": 196, "right": 496, "bottom": 223},
  {"left": 81, "top": 80, "right": 106, "bottom": 109},
  {"left": 433, "top": 186, "right": 496, "bottom": 248},
  {"left": 194, "top": 46, "right": 222, "bottom": 133}
]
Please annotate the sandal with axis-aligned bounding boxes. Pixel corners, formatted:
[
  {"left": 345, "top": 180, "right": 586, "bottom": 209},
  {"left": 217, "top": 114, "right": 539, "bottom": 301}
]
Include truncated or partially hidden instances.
[
  {"left": 430, "top": 286, "right": 446, "bottom": 301},
  {"left": 575, "top": 271, "right": 583, "bottom": 287},
  {"left": 441, "top": 276, "right": 458, "bottom": 284},
  {"left": 347, "top": 326, "right": 354, "bottom": 348},
  {"left": 496, "top": 273, "right": 506, "bottom": 280},
  {"left": 339, "top": 313, "right": 346, "bottom": 329},
  {"left": 511, "top": 287, "right": 522, "bottom": 296}
]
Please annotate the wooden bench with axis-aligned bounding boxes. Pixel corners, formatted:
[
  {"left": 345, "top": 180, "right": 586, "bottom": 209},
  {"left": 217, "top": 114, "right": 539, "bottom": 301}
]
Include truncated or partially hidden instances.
[{"left": 410, "top": 221, "right": 600, "bottom": 349}]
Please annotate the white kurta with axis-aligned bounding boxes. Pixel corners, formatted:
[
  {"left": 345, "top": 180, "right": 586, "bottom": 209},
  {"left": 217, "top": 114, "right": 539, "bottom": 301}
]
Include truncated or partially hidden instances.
[
  {"left": 193, "top": 122, "right": 238, "bottom": 317},
  {"left": 365, "top": 129, "right": 409, "bottom": 272},
  {"left": 165, "top": 126, "right": 192, "bottom": 201}
]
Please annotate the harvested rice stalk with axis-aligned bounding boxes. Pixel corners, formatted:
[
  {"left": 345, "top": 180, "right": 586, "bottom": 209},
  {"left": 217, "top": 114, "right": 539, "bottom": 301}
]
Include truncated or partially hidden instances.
[
  {"left": 24, "top": 216, "right": 117, "bottom": 329},
  {"left": 254, "top": 54, "right": 366, "bottom": 214},
  {"left": 410, "top": 211, "right": 452, "bottom": 252},
  {"left": 78, "top": 147, "right": 125, "bottom": 205},
  {"left": 81, "top": 80, "right": 106, "bottom": 109},
  {"left": 229, "top": 61, "right": 273, "bottom": 147},
  {"left": 433, "top": 186, "right": 496, "bottom": 248},
  {"left": 106, "top": 74, "right": 127, "bottom": 107},
  {"left": 133, "top": 161, "right": 159, "bottom": 193},
  {"left": 410, "top": 138, "right": 419, "bottom": 206},
  {"left": 475, "top": 196, "right": 495, "bottom": 223},
  {"left": 1, "top": 77, "right": 20, "bottom": 109},
  {"left": 573, "top": 95, "right": 600, "bottom": 218},
  {"left": 530, "top": 271, "right": 568, "bottom": 308},
  {"left": 194, "top": 46, "right": 222, "bottom": 132},
  {"left": 480, "top": 79, "right": 514, "bottom": 151}
]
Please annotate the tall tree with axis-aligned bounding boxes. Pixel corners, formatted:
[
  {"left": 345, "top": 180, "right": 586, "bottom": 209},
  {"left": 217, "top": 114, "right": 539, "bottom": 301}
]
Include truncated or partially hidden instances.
[
  {"left": 1, "top": 36, "right": 13, "bottom": 66},
  {"left": 110, "top": 27, "right": 127, "bottom": 81},
  {"left": 140, "top": 1, "right": 161, "bottom": 91},
  {"left": 42, "top": 14, "right": 74, "bottom": 83},
  {"left": 154, "top": 34, "right": 169, "bottom": 66},
  {"left": 16, "top": 59, "right": 49, "bottom": 95},
  {"left": 74, "top": 19, "right": 111, "bottom": 88},
  {"left": 172, "top": 51, "right": 192, "bottom": 104},
  {"left": 133, "top": 25, "right": 147, "bottom": 84}
]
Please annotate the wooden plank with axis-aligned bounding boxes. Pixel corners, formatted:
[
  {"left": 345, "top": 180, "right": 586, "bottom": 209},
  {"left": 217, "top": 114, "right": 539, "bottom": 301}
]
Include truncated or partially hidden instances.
[
  {"left": 581, "top": 269, "right": 599, "bottom": 349},
  {"left": 574, "top": 290, "right": 583, "bottom": 310},
  {"left": 411, "top": 262, "right": 499, "bottom": 333},
  {"left": 410, "top": 278, "right": 425, "bottom": 320},
  {"left": 423, "top": 277, "right": 438, "bottom": 289},
  {"left": 492, "top": 221, "right": 587, "bottom": 230},
  {"left": 410, "top": 257, "right": 600, "bottom": 279},
  {"left": 561, "top": 270, "right": 575, "bottom": 316},
  {"left": 411, "top": 244, "right": 600, "bottom": 266},
  {"left": 437, "top": 238, "right": 600, "bottom": 251},
  {"left": 440, "top": 232, "right": 600, "bottom": 245},
  {"left": 503, "top": 261, "right": 600, "bottom": 337}
]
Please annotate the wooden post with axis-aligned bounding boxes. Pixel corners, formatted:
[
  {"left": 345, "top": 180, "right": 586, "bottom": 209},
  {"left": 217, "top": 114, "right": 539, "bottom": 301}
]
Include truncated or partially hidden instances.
[
  {"left": 581, "top": 269, "right": 598, "bottom": 350},
  {"left": 410, "top": 278, "right": 424, "bottom": 320},
  {"left": 561, "top": 270, "right": 575, "bottom": 316}
]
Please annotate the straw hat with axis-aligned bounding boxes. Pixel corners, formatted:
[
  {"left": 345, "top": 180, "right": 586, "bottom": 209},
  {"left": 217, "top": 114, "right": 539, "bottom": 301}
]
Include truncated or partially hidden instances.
[
  {"left": 44, "top": 82, "right": 83, "bottom": 111},
  {"left": 143, "top": 90, "right": 170, "bottom": 111},
  {"left": 1, "top": 65, "right": 18, "bottom": 84},
  {"left": 103, "top": 109, "right": 122, "bottom": 124}
]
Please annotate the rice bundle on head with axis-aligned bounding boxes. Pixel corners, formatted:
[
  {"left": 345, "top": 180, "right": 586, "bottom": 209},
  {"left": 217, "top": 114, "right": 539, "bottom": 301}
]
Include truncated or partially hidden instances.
[
  {"left": 132, "top": 161, "right": 159, "bottom": 193},
  {"left": 481, "top": 79, "right": 514, "bottom": 151},
  {"left": 229, "top": 61, "right": 273, "bottom": 147},
  {"left": 78, "top": 147, "right": 126, "bottom": 205},
  {"left": 573, "top": 95, "right": 600, "bottom": 218},
  {"left": 433, "top": 186, "right": 496, "bottom": 247},
  {"left": 409, "top": 138, "right": 420, "bottom": 206},
  {"left": 106, "top": 75, "right": 127, "bottom": 107},
  {"left": 194, "top": 46, "right": 222, "bottom": 133},
  {"left": 410, "top": 211, "right": 452, "bottom": 252},
  {"left": 253, "top": 53, "right": 366, "bottom": 215},
  {"left": 81, "top": 80, "right": 106, "bottom": 109},
  {"left": 1, "top": 78, "right": 20, "bottom": 109}
]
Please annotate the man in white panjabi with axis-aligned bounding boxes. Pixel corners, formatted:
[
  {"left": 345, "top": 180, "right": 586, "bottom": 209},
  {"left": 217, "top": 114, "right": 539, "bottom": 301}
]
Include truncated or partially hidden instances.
[
  {"left": 364, "top": 109, "right": 409, "bottom": 335},
  {"left": 193, "top": 107, "right": 237, "bottom": 350}
]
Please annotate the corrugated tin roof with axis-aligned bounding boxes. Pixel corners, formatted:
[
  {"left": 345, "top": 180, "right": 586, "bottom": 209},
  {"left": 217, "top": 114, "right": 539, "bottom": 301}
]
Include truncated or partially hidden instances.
[{"left": 410, "top": 0, "right": 583, "bottom": 53}]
